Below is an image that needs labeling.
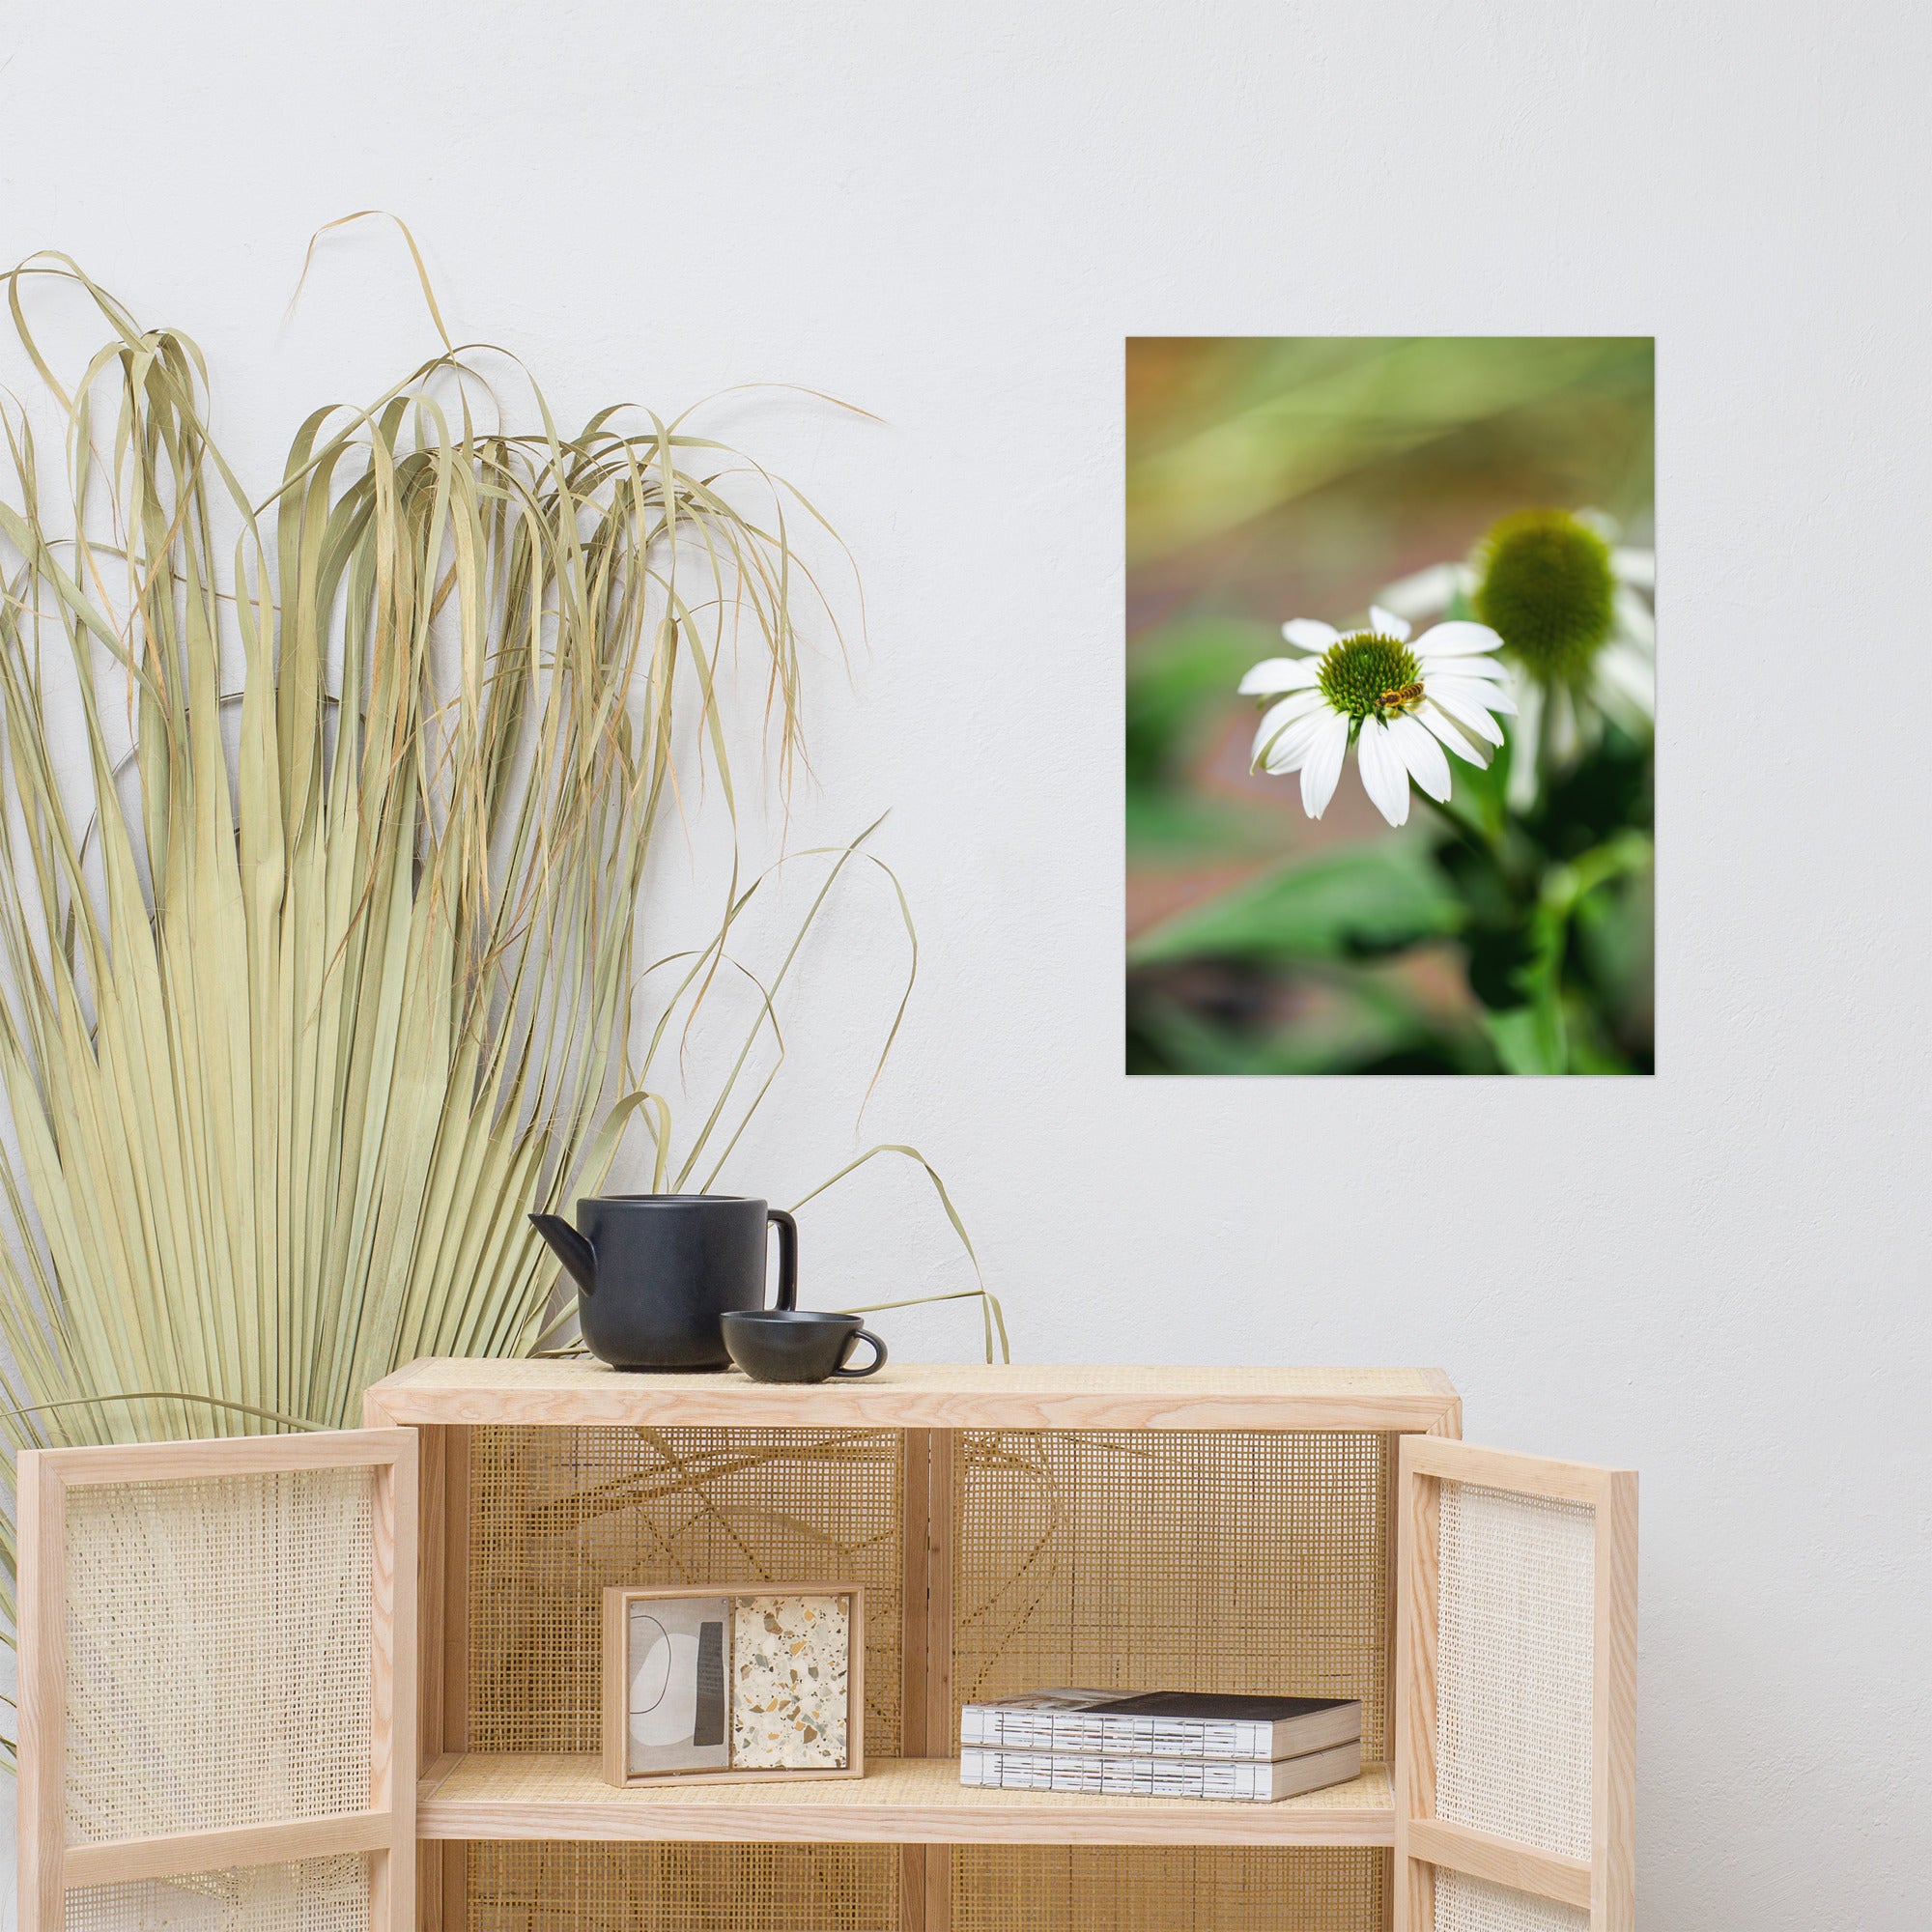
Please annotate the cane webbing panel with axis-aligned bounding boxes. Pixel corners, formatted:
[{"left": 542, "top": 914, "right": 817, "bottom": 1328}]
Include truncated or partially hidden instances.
[
  {"left": 952, "top": 1847, "right": 1387, "bottom": 1931},
  {"left": 466, "top": 1841, "right": 897, "bottom": 1932},
  {"left": 952, "top": 1431, "right": 1392, "bottom": 1759},
  {"left": 63, "top": 1855, "right": 370, "bottom": 1932},
  {"left": 1435, "top": 1482, "right": 1595, "bottom": 1861},
  {"left": 1434, "top": 1870, "right": 1589, "bottom": 1932},
  {"left": 468, "top": 1426, "right": 902, "bottom": 1756},
  {"left": 63, "top": 1469, "right": 375, "bottom": 1842}
]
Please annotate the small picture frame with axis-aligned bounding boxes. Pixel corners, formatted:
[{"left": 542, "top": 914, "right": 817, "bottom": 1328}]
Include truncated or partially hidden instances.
[{"left": 601, "top": 1583, "right": 866, "bottom": 1787}]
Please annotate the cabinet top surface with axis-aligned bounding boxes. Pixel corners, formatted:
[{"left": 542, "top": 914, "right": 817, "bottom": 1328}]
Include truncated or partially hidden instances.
[{"left": 364, "top": 1357, "right": 1460, "bottom": 1431}]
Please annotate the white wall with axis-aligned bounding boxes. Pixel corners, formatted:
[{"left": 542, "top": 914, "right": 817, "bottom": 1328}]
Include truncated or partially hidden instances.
[{"left": 4, "top": 2, "right": 1928, "bottom": 1924}]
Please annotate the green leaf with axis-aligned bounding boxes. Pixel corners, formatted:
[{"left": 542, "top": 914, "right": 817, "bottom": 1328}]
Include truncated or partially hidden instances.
[
  {"left": 1528, "top": 724, "right": 1653, "bottom": 859},
  {"left": 1486, "top": 1004, "right": 1566, "bottom": 1075},
  {"left": 1476, "top": 829, "right": 1654, "bottom": 1074},
  {"left": 1125, "top": 616, "right": 1275, "bottom": 787},
  {"left": 1124, "top": 787, "right": 1271, "bottom": 859},
  {"left": 1129, "top": 838, "right": 1461, "bottom": 967}
]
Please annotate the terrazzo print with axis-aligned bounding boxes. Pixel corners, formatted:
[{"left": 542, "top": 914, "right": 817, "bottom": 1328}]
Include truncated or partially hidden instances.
[{"left": 730, "top": 1594, "right": 850, "bottom": 1769}]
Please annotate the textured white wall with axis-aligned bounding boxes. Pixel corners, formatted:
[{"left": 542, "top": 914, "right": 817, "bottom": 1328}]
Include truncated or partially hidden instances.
[{"left": 3, "top": 2, "right": 1928, "bottom": 1925}]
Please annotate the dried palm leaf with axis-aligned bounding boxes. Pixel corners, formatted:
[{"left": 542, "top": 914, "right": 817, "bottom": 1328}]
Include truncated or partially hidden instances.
[{"left": 0, "top": 238, "right": 999, "bottom": 1766}]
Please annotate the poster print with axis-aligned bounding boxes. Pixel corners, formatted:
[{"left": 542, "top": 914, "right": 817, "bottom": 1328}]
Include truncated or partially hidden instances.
[{"left": 1125, "top": 337, "right": 1654, "bottom": 1075}]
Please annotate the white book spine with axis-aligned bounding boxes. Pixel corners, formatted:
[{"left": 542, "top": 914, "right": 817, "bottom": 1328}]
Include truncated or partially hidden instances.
[
  {"left": 959, "top": 1747, "right": 1280, "bottom": 1802},
  {"left": 958, "top": 1709, "right": 1276, "bottom": 1760}
]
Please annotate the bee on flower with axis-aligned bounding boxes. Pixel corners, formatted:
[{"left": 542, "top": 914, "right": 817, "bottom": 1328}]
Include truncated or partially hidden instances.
[{"left": 1238, "top": 607, "right": 1515, "bottom": 828}]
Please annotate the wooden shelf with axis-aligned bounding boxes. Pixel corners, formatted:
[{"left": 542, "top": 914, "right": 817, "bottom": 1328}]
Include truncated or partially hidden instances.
[
  {"left": 415, "top": 1753, "right": 1395, "bottom": 1848},
  {"left": 366, "top": 1357, "right": 1461, "bottom": 1434}
]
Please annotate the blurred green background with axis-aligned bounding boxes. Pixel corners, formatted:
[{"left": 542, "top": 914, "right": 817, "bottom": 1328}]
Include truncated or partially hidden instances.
[{"left": 1125, "top": 337, "right": 1655, "bottom": 1075}]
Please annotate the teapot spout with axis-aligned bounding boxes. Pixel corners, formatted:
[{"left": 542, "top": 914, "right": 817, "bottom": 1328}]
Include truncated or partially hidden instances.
[{"left": 529, "top": 1212, "right": 598, "bottom": 1295}]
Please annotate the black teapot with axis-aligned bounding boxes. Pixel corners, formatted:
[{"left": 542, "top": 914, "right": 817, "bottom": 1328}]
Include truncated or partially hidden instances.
[{"left": 529, "top": 1194, "right": 798, "bottom": 1371}]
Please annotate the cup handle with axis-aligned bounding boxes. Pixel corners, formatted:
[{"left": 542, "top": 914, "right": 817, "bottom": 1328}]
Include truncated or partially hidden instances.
[
  {"left": 767, "top": 1208, "right": 798, "bottom": 1311},
  {"left": 832, "top": 1328, "right": 888, "bottom": 1378}
]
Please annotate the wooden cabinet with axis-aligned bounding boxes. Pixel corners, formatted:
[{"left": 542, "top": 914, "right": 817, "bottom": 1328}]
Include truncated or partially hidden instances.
[{"left": 17, "top": 1363, "right": 1635, "bottom": 1932}]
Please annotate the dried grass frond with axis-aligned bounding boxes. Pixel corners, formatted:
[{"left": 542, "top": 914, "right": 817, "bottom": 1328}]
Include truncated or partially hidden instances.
[{"left": 0, "top": 240, "right": 999, "bottom": 1766}]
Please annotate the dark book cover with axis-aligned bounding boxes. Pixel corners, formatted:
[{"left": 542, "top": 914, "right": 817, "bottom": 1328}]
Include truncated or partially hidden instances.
[{"left": 1094, "top": 1692, "right": 1350, "bottom": 1721}]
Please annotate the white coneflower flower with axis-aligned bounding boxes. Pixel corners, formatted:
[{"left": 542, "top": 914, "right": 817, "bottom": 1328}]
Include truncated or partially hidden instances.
[
  {"left": 1239, "top": 606, "right": 1515, "bottom": 828},
  {"left": 1378, "top": 508, "right": 1654, "bottom": 802}
]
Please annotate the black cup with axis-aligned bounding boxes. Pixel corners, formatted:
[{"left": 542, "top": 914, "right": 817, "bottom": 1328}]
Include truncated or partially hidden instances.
[{"left": 721, "top": 1310, "right": 888, "bottom": 1383}]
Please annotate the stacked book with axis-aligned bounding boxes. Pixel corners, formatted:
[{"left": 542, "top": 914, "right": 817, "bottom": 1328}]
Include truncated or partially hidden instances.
[{"left": 958, "top": 1688, "right": 1362, "bottom": 1804}]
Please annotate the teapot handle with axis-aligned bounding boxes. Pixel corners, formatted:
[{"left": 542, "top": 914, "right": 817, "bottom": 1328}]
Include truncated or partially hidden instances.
[{"left": 767, "top": 1208, "right": 798, "bottom": 1311}]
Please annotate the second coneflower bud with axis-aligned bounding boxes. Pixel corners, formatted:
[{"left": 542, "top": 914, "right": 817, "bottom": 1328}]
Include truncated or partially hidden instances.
[{"left": 1473, "top": 508, "right": 1617, "bottom": 686}]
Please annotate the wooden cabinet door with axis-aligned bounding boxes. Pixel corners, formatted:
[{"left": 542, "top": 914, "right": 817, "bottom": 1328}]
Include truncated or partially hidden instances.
[
  {"left": 16, "top": 1429, "right": 417, "bottom": 1932},
  {"left": 1395, "top": 1437, "right": 1636, "bottom": 1932}
]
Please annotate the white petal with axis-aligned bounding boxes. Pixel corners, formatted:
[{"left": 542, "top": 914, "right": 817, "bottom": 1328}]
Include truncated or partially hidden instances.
[
  {"left": 1265, "top": 732, "right": 1328, "bottom": 779},
  {"left": 1419, "top": 699, "right": 1486, "bottom": 767},
  {"left": 1389, "top": 713, "right": 1452, "bottom": 803},
  {"left": 1377, "top": 560, "right": 1471, "bottom": 621},
  {"left": 1432, "top": 675, "right": 1518, "bottom": 724},
  {"left": 1420, "top": 650, "right": 1510, "bottom": 686},
  {"left": 1547, "top": 683, "right": 1579, "bottom": 761},
  {"left": 1369, "top": 605, "right": 1411, "bottom": 642},
  {"left": 1574, "top": 507, "right": 1621, "bottom": 543},
  {"left": 1411, "top": 619, "right": 1505, "bottom": 658},
  {"left": 1258, "top": 701, "right": 1336, "bottom": 775},
  {"left": 1432, "top": 671, "right": 1517, "bottom": 717},
  {"left": 1610, "top": 547, "right": 1655, "bottom": 590},
  {"left": 1239, "top": 656, "right": 1323, "bottom": 696},
  {"left": 1299, "top": 714, "right": 1349, "bottom": 819},
  {"left": 1612, "top": 585, "right": 1655, "bottom": 652},
  {"left": 1427, "top": 680, "right": 1508, "bottom": 746},
  {"left": 1594, "top": 641, "right": 1656, "bottom": 720},
  {"left": 1280, "top": 618, "right": 1339, "bottom": 652},
  {"left": 1250, "top": 692, "right": 1327, "bottom": 766},
  {"left": 1508, "top": 680, "right": 1542, "bottom": 810},
  {"left": 1355, "top": 716, "right": 1410, "bottom": 827}
]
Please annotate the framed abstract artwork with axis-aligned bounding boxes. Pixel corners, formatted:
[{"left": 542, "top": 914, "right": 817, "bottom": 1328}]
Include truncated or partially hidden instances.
[{"left": 601, "top": 1583, "right": 865, "bottom": 1787}]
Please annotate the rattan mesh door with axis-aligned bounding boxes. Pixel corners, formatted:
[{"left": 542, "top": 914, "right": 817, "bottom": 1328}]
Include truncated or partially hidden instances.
[
  {"left": 16, "top": 1430, "right": 417, "bottom": 1932},
  {"left": 1394, "top": 1440, "right": 1635, "bottom": 1932}
]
